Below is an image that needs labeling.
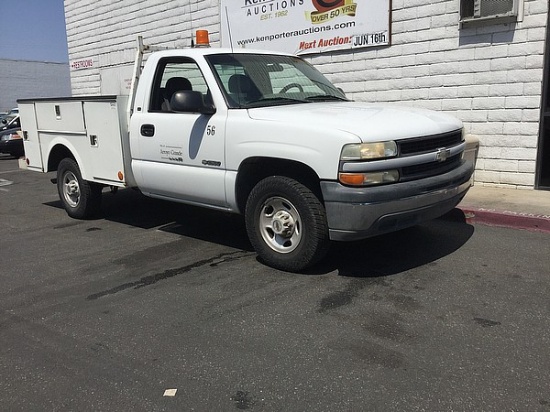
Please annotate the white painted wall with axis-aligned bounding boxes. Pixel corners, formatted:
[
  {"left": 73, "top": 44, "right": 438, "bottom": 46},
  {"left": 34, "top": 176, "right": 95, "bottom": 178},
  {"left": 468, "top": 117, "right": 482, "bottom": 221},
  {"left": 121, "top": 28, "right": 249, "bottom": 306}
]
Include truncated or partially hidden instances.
[{"left": 64, "top": 0, "right": 549, "bottom": 188}]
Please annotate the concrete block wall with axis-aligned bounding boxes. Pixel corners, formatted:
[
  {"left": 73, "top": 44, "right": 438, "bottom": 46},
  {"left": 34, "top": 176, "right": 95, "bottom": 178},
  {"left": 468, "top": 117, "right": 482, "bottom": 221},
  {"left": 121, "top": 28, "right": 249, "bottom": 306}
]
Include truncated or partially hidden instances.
[
  {"left": 0, "top": 60, "right": 71, "bottom": 112},
  {"left": 310, "top": 0, "right": 548, "bottom": 189},
  {"left": 64, "top": 0, "right": 549, "bottom": 188},
  {"left": 65, "top": 0, "right": 221, "bottom": 95}
]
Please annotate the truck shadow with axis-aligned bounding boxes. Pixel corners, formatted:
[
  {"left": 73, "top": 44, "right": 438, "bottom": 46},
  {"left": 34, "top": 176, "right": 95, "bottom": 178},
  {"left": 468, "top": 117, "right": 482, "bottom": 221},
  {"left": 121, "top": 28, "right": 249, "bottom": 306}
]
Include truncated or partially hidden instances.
[
  {"left": 45, "top": 188, "right": 253, "bottom": 251},
  {"left": 101, "top": 188, "right": 253, "bottom": 251},
  {"left": 45, "top": 189, "right": 474, "bottom": 276},
  {"left": 308, "top": 208, "right": 474, "bottom": 277}
]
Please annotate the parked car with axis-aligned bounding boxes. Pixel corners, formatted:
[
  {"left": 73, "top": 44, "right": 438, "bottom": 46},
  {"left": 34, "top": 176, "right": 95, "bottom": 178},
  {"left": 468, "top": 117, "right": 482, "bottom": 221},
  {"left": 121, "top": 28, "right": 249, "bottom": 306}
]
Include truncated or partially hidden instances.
[
  {"left": 0, "top": 117, "right": 23, "bottom": 158},
  {"left": 0, "top": 114, "right": 20, "bottom": 132}
]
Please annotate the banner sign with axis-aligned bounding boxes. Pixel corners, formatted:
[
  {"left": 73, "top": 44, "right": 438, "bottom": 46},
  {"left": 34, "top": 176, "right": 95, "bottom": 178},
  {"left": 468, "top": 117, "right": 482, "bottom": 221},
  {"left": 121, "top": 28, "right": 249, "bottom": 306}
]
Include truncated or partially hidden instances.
[{"left": 220, "top": 0, "right": 390, "bottom": 55}]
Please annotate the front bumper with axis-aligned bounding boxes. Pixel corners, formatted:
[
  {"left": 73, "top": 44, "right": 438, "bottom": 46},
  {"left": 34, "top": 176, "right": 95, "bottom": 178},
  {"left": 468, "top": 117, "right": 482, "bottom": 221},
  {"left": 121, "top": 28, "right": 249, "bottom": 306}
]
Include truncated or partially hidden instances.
[{"left": 321, "top": 160, "right": 474, "bottom": 241}]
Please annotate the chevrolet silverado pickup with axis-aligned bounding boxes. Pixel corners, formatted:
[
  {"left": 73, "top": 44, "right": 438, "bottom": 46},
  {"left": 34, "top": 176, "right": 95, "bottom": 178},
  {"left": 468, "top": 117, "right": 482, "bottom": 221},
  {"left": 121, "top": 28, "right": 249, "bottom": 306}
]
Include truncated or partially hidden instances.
[{"left": 18, "top": 33, "right": 473, "bottom": 272}]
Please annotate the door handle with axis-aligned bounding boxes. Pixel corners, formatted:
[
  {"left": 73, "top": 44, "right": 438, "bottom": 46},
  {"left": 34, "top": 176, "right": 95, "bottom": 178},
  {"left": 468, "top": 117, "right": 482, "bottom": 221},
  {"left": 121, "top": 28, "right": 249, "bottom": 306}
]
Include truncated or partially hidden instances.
[{"left": 141, "top": 124, "right": 155, "bottom": 137}]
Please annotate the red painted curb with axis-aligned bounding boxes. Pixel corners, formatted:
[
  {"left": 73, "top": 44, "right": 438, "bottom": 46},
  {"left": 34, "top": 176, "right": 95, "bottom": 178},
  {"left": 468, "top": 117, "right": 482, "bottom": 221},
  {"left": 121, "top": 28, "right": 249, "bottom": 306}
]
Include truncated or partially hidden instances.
[{"left": 459, "top": 207, "right": 550, "bottom": 233}]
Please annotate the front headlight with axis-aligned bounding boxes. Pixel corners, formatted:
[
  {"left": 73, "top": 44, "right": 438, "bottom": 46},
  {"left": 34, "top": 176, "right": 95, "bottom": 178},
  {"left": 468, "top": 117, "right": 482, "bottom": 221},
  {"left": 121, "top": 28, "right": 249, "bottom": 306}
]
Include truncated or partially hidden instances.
[{"left": 340, "top": 141, "right": 397, "bottom": 161}]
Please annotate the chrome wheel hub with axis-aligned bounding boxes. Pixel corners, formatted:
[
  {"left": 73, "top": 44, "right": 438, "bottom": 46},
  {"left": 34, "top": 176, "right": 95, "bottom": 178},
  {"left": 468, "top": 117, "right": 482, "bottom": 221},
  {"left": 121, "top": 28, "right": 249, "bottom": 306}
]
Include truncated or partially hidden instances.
[
  {"left": 258, "top": 197, "right": 302, "bottom": 254},
  {"left": 63, "top": 171, "right": 80, "bottom": 208},
  {"left": 271, "top": 210, "right": 295, "bottom": 238}
]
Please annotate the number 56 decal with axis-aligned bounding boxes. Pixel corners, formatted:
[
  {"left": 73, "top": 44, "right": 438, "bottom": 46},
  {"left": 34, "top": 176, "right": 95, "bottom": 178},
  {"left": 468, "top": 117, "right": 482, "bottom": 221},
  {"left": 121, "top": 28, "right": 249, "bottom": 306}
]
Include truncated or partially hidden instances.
[{"left": 206, "top": 125, "right": 216, "bottom": 136}]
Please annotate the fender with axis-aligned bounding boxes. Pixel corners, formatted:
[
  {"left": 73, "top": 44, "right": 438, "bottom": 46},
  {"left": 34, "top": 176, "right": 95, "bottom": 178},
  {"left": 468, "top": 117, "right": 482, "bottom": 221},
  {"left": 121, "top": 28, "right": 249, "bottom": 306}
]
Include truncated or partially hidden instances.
[{"left": 45, "top": 137, "right": 90, "bottom": 180}]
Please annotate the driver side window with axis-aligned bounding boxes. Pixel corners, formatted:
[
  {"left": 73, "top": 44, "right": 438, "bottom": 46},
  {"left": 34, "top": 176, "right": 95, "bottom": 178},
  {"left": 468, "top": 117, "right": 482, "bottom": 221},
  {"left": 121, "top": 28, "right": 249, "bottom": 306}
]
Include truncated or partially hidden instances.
[{"left": 150, "top": 59, "right": 210, "bottom": 112}]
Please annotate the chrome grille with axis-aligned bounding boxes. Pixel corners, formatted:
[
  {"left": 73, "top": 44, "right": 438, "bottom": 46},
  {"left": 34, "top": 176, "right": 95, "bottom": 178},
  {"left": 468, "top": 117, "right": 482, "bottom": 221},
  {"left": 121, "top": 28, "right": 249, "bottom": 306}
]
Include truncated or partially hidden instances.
[
  {"left": 400, "top": 154, "right": 462, "bottom": 181},
  {"left": 397, "top": 129, "right": 464, "bottom": 180},
  {"left": 398, "top": 129, "right": 463, "bottom": 156}
]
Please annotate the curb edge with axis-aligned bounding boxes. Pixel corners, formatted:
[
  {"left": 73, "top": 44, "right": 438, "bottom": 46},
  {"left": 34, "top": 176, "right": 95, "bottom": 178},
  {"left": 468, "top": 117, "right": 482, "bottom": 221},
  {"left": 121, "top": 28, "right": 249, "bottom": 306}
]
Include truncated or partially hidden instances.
[{"left": 459, "top": 207, "right": 550, "bottom": 233}]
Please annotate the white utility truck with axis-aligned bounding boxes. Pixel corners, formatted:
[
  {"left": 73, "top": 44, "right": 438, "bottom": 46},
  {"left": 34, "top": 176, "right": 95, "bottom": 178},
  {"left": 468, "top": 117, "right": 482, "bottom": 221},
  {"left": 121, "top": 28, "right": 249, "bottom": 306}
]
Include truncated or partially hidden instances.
[{"left": 19, "top": 32, "right": 474, "bottom": 272}]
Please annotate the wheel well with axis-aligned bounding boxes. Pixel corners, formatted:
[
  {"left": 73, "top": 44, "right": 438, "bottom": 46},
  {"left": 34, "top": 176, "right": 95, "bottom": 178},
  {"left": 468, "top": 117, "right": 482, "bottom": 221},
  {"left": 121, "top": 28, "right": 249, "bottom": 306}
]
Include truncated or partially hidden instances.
[
  {"left": 235, "top": 157, "right": 323, "bottom": 213},
  {"left": 47, "top": 145, "right": 75, "bottom": 172}
]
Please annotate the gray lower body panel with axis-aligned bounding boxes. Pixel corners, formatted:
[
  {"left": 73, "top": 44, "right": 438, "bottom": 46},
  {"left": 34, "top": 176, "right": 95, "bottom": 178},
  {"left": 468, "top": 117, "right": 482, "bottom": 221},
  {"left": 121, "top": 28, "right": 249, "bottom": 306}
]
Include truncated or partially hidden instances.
[{"left": 321, "top": 160, "right": 474, "bottom": 241}]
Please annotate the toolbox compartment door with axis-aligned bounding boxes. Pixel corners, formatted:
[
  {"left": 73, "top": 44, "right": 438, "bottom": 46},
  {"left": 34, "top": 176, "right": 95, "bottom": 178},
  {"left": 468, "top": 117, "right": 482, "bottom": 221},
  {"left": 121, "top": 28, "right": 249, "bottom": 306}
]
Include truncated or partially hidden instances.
[{"left": 18, "top": 102, "right": 44, "bottom": 172}]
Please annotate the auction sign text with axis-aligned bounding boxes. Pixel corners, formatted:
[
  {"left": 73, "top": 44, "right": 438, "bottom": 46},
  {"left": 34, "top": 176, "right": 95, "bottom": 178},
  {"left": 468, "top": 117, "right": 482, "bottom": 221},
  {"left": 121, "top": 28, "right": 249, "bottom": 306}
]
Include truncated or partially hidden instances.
[{"left": 221, "top": 0, "right": 390, "bottom": 54}]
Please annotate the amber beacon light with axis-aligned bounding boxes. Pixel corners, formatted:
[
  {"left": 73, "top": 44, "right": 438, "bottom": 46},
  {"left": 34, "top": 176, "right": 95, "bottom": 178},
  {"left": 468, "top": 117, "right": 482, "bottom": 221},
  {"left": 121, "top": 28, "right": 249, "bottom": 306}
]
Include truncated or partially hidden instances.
[{"left": 195, "top": 30, "right": 210, "bottom": 47}]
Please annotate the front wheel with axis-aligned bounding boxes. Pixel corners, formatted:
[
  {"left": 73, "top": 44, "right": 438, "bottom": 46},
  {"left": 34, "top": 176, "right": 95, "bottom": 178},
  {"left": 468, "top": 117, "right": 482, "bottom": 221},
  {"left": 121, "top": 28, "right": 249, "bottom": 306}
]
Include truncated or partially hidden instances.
[
  {"left": 57, "top": 158, "right": 102, "bottom": 219},
  {"left": 245, "top": 176, "right": 329, "bottom": 272}
]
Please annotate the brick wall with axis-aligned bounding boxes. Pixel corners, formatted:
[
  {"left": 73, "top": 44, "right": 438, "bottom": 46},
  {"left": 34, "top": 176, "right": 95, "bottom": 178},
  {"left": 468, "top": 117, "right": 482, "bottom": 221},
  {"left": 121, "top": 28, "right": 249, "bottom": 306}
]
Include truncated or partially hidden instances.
[
  {"left": 64, "top": 0, "right": 549, "bottom": 188},
  {"left": 0, "top": 60, "right": 71, "bottom": 112}
]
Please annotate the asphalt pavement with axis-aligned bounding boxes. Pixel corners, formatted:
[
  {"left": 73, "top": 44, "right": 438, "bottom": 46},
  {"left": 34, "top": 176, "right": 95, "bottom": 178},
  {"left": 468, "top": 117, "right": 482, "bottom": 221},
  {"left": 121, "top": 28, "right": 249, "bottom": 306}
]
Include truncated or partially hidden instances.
[{"left": 2, "top": 154, "right": 550, "bottom": 411}]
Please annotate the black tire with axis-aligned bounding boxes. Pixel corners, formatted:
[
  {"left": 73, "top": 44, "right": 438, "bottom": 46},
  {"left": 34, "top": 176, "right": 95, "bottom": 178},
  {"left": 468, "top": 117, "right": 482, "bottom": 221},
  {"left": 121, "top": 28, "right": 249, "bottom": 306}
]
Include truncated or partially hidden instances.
[
  {"left": 57, "top": 158, "right": 102, "bottom": 219},
  {"left": 245, "top": 176, "right": 330, "bottom": 272}
]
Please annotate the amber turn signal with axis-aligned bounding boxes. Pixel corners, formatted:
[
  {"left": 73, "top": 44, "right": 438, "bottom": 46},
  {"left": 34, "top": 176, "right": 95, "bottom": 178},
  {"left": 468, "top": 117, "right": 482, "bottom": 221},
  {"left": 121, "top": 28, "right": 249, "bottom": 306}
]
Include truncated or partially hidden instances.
[{"left": 339, "top": 173, "right": 365, "bottom": 185}]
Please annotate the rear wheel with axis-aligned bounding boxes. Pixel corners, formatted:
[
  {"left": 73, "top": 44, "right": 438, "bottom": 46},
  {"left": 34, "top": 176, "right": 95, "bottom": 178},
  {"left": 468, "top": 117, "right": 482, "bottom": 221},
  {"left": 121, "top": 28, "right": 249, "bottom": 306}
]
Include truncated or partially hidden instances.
[
  {"left": 57, "top": 158, "right": 102, "bottom": 219},
  {"left": 245, "top": 176, "right": 329, "bottom": 272}
]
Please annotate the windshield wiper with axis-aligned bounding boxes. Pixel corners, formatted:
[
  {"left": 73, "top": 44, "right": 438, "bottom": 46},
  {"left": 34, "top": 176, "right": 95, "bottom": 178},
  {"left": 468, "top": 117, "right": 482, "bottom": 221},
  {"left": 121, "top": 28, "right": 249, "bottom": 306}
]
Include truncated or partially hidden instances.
[
  {"left": 246, "top": 96, "right": 309, "bottom": 107},
  {"left": 304, "top": 95, "right": 348, "bottom": 102}
]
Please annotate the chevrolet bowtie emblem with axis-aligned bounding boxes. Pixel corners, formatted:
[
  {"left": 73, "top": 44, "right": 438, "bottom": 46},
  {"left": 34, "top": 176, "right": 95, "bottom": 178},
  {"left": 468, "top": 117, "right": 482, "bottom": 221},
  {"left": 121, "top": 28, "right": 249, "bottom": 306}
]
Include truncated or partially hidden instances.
[{"left": 435, "top": 148, "right": 452, "bottom": 162}]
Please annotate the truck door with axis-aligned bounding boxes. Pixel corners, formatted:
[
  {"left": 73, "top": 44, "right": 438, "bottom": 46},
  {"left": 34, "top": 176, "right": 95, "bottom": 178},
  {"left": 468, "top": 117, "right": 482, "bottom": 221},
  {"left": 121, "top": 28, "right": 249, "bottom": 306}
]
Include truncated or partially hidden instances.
[{"left": 131, "top": 57, "right": 227, "bottom": 207}]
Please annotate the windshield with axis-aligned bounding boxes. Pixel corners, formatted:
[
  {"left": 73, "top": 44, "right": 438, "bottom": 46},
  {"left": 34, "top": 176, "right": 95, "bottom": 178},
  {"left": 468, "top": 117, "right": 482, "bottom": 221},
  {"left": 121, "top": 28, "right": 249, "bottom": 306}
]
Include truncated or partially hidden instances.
[{"left": 205, "top": 53, "right": 348, "bottom": 108}]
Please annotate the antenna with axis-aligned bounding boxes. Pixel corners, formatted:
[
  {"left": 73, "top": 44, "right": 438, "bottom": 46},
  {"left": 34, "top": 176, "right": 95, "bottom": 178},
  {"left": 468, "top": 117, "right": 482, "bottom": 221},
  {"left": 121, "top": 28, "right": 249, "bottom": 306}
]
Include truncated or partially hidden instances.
[
  {"left": 224, "top": 6, "right": 235, "bottom": 52},
  {"left": 190, "top": 1, "right": 197, "bottom": 47}
]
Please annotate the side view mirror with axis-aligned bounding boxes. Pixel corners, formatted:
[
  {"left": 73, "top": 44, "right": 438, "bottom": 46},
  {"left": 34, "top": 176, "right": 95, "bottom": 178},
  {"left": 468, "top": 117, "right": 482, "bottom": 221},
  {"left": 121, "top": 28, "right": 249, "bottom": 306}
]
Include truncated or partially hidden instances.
[{"left": 170, "top": 90, "right": 216, "bottom": 115}]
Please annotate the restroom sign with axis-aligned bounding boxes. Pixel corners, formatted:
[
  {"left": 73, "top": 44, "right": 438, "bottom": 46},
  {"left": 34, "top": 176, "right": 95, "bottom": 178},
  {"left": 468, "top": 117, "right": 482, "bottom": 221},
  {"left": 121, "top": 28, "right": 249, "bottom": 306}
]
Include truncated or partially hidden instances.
[{"left": 70, "top": 57, "right": 97, "bottom": 70}]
